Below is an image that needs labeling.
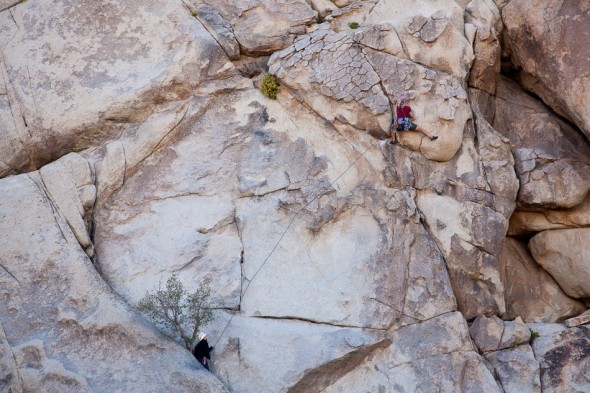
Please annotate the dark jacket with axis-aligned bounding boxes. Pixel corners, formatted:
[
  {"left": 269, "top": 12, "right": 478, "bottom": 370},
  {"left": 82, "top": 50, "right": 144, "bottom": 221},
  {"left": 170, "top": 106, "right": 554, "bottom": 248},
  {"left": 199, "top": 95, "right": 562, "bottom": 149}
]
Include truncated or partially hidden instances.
[{"left": 193, "top": 339, "right": 213, "bottom": 361}]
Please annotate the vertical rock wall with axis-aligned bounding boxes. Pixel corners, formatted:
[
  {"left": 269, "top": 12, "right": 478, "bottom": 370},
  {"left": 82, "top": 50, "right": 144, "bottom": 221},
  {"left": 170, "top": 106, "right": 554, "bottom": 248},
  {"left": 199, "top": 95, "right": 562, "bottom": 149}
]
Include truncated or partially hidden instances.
[{"left": 0, "top": 0, "right": 589, "bottom": 392}]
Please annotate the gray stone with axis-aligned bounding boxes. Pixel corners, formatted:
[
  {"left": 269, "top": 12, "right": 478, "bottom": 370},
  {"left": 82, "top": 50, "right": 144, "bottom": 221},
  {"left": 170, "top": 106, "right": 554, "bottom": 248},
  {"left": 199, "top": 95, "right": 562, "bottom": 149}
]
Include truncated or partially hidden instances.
[
  {"left": 530, "top": 323, "right": 590, "bottom": 393},
  {"left": 485, "top": 345, "right": 541, "bottom": 393},
  {"left": 529, "top": 228, "right": 590, "bottom": 299},
  {"left": 500, "top": 238, "right": 585, "bottom": 323},
  {"left": 470, "top": 315, "right": 504, "bottom": 353}
]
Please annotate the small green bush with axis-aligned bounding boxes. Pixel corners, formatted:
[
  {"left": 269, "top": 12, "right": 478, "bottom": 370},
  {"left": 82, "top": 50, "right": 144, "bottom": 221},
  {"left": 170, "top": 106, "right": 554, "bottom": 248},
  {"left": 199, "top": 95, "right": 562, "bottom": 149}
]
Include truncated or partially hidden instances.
[
  {"left": 529, "top": 328, "right": 540, "bottom": 342},
  {"left": 348, "top": 22, "right": 360, "bottom": 29},
  {"left": 261, "top": 74, "right": 280, "bottom": 100},
  {"left": 138, "top": 274, "right": 214, "bottom": 350}
]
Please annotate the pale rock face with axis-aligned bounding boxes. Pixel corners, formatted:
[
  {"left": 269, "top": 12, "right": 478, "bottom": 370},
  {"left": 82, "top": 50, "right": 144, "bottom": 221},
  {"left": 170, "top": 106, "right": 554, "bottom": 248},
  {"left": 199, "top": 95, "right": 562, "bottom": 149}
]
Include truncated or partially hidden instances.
[
  {"left": 500, "top": 238, "right": 585, "bottom": 323},
  {"left": 529, "top": 228, "right": 590, "bottom": 299},
  {"left": 365, "top": 0, "right": 475, "bottom": 79},
  {"left": 465, "top": 0, "right": 503, "bottom": 94},
  {"left": 502, "top": 0, "right": 590, "bottom": 139},
  {"left": 268, "top": 24, "right": 472, "bottom": 162},
  {"left": 469, "top": 315, "right": 530, "bottom": 353},
  {"left": 321, "top": 313, "right": 501, "bottom": 393},
  {"left": 192, "top": 0, "right": 317, "bottom": 56},
  {"left": 485, "top": 345, "right": 541, "bottom": 393},
  {"left": 0, "top": 322, "right": 22, "bottom": 393},
  {"left": 509, "top": 194, "right": 590, "bottom": 236},
  {"left": 417, "top": 192, "right": 507, "bottom": 319},
  {"left": 494, "top": 78, "right": 590, "bottom": 209},
  {"left": 0, "top": 0, "right": 231, "bottom": 176},
  {"left": 211, "top": 315, "right": 389, "bottom": 393},
  {"left": 529, "top": 323, "right": 590, "bottom": 393},
  {"left": 93, "top": 87, "right": 456, "bottom": 331},
  {"left": 0, "top": 170, "right": 229, "bottom": 393}
]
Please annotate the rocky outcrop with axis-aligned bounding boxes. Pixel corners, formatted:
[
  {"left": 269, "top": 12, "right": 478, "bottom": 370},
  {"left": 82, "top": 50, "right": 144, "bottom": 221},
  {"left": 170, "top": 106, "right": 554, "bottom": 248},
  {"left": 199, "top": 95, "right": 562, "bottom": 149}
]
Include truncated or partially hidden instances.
[
  {"left": 529, "top": 228, "right": 590, "bottom": 299},
  {"left": 485, "top": 345, "right": 541, "bottom": 393},
  {"left": 2, "top": 0, "right": 590, "bottom": 391},
  {"left": 500, "top": 238, "right": 585, "bottom": 323},
  {"left": 0, "top": 165, "right": 229, "bottom": 392},
  {"left": 530, "top": 323, "right": 590, "bottom": 393},
  {"left": 493, "top": 78, "right": 590, "bottom": 209},
  {"left": 502, "top": 0, "right": 590, "bottom": 139},
  {"left": 0, "top": 0, "right": 233, "bottom": 176}
]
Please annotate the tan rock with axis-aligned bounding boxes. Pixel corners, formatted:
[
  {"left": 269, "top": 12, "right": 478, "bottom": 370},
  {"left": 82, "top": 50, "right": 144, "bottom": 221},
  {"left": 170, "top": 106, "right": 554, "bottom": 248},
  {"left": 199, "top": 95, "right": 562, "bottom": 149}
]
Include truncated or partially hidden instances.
[
  {"left": 485, "top": 345, "right": 541, "bottom": 393},
  {"left": 365, "top": 0, "right": 475, "bottom": 79},
  {"left": 502, "top": 0, "right": 590, "bottom": 139},
  {"left": 529, "top": 228, "right": 590, "bottom": 299},
  {"left": 322, "top": 313, "right": 501, "bottom": 393},
  {"left": 508, "top": 194, "right": 590, "bottom": 236},
  {"left": 1, "top": 0, "right": 232, "bottom": 175},
  {"left": 529, "top": 323, "right": 590, "bottom": 393},
  {"left": 470, "top": 315, "right": 504, "bottom": 353},
  {"left": 465, "top": 0, "right": 503, "bottom": 94},
  {"left": 500, "top": 238, "right": 585, "bottom": 323},
  {"left": 564, "top": 312, "right": 590, "bottom": 328},
  {"left": 0, "top": 171, "right": 229, "bottom": 392},
  {"left": 494, "top": 78, "right": 590, "bottom": 209}
]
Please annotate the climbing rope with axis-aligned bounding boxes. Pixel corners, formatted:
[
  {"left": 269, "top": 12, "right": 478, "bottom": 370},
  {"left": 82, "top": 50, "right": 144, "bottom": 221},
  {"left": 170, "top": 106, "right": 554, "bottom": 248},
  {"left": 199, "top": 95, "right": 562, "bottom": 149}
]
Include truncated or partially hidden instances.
[{"left": 213, "top": 137, "right": 382, "bottom": 346}]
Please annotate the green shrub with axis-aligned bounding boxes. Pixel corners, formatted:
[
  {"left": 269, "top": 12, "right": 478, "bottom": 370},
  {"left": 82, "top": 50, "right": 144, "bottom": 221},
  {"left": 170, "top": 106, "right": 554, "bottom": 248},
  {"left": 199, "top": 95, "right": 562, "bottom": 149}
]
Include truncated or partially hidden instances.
[
  {"left": 529, "top": 328, "right": 540, "bottom": 342},
  {"left": 138, "top": 274, "right": 214, "bottom": 349},
  {"left": 348, "top": 22, "right": 360, "bottom": 29},
  {"left": 261, "top": 74, "right": 280, "bottom": 100}
]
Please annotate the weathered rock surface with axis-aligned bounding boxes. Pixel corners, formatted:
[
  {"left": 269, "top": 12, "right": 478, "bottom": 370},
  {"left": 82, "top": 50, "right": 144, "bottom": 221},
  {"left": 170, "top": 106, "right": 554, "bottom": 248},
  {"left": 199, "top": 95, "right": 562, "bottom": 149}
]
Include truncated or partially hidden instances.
[
  {"left": 529, "top": 228, "right": 590, "bottom": 299},
  {"left": 0, "top": 167, "right": 229, "bottom": 392},
  {"left": 494, "top": 78, "right": 590, "bottom": 209},
  {"left": 321, "top": 312, "right": 501, "bottom": 393},
  {"left": 502, "top": 0, "right": 590, "bottom": 139},
  {"left": 268, "top": 22, "right": 472, "bottom": 162},
  {"left": 365, "top": 0, "right": 475, "bottom": 79},
  {"left": 508, "top": 194, "right": 590, "bottom": 236},
  {"left": 485, "top": 344, "right": 541, "bottom": 393},
  {"left": 191, "top": 0, "right": 317, "bottom": 56},
  {"left": 529, "top": 323, "right": 590, "bottom": 393},
  {"left": 0, "top": 0, "right": 232, "bottom": 176},
  {"left": 565, "top": 310, "right": 590, "bottom": 328},
  {"left": 465, "top": 0, "right": 503, "bottom": 94},
  {"left": 500, "top": 238, "right": 585, "bottom": 323},
  {"left": 2, "top": 0, "right": 590, "bottom": 391},
  {"left": 470, "top": 315, "right": 529, "bottom": 353}
]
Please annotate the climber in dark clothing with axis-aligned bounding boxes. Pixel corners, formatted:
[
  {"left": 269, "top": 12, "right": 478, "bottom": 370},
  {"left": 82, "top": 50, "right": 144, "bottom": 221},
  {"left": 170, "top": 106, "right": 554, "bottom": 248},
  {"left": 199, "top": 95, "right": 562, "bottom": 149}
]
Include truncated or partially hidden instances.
[
  {"left": 391, "top": 94, "right": 438, "bottom": 144},
  {"left": 193, "top": 332, "right": 214, "bottom": 370}
]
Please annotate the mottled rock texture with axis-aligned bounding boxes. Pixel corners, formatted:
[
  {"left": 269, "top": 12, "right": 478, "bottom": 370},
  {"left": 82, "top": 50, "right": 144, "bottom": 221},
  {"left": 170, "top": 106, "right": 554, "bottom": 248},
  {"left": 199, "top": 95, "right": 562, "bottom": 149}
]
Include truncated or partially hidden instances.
[{"left": 1, "top": 0, "right": 590, "bottom": 391}]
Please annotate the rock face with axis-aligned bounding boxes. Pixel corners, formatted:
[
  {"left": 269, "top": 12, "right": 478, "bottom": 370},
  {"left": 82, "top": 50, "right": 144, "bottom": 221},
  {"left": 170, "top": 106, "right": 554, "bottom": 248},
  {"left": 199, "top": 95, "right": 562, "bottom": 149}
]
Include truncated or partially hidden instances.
[
  {"left": 500, "top": 238, "right": 585, "bottom": 323},
  {"left": 529, "top": 228, "right": 590, "bottom": 299},
  {"left": 1, "top": 0, "right": 590, "bottom": 391},
  {"left": 502, "top": 0, "right": 590, "bottom": 139},
  {"left": 0, "top": 165, "right": 228, "bottom": 393},
  {"left": 0, "top": 0, "right": 232, "bottom": 176},
  {"left": 530, "top": 323, "right": 590, "bottom": 393}
]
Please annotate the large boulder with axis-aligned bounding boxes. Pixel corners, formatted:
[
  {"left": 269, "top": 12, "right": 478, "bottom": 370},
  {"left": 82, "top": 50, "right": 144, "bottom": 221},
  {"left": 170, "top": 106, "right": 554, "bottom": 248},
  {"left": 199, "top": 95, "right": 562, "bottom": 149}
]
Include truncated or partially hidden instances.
[
  {"left": 529, "top": 323, "right": 590, "bottom": 393},
  {"left": 319, "top": 313, "right": 501, "bottom": 393},
  {"left": 502, "top": 0, "right": 590, "bottom": 139},
  {"left": 0, "top": 164, "right": 229, "bottom": 392},
  {"left": 92, "top": 87, "right": 457, "bottom": 332},
  {"left": 494, "top": 78, "right": 590, "bottom": 209},
  {"left": 485, "top": 345, "right": 541, "bottom": 393},
  {"left": 508, "top": 194, "right": 590, "bottom": 236},
  {"left": 465, "top": 0, "right": 503, "bottom": 94},
  {"left": 365, "top": 0, "right": 475, "bottom": 79},
  {"left": 500, "top": 238, "right": 585, "bottom": 323},
  {"left": 0, "top": 0, "right": 232, "bottom": 177},
  {"left": 268, "top": 23, "right": 472, "bottom": 162},
  {"left": 529, "top": 228, "right": 590, "bottom": 299}
]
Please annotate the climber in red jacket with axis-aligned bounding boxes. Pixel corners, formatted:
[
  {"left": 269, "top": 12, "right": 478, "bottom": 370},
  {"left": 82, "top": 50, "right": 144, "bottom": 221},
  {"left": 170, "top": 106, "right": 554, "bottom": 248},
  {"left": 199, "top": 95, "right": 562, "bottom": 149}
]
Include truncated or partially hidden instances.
[{"left": 391, "top": 94, "right": 438, "bottom": 144}]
